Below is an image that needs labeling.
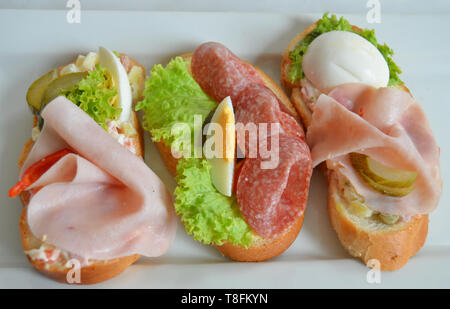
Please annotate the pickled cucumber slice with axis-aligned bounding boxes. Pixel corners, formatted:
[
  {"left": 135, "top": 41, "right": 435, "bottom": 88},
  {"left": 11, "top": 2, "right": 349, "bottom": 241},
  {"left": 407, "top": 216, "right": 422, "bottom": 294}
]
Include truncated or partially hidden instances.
[
  {"left": 42, "top": 72, "right": 88, "bottom": 107},
  {"left": 348, "top": 201, "right": 374, "bottom": 218},
  {"left": 360, "top": 170, "right": 415, "bottom": 197},
  {"left": 26, "top": 70, "right": 58, "bottom": 114},
  {"left": 349, "top": 153, "right": 418, "bottom": 188},
  {"left": 379, "top": 213, "right": 400, "bottom": 225}
]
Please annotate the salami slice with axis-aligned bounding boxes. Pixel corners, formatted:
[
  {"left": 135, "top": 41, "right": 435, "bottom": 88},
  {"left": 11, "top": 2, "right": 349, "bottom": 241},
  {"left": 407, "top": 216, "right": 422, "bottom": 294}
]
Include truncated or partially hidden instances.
[
  {"left": 235, "top": 84, "right": 282, "bottom": 126},
  {"left": 191, "top": 42, "right": 265, "bottom": 103},
  {"left": 236, "top": 135, "right": 312, "bottom": 238},
  {"left": 234, "top": 84, "right": 306, "bottom": 157},
  {"left": 235, "top": 84, "right": 305, "bottom": 137},
  {"left": 191, "top": 42, "right": 312, "bottom": 238},
  {"left": 234, "top": 84, "right": 281, "bottom": 158},
  {"left": 278, "top": 112, "right": 306, "bottom": 140}
]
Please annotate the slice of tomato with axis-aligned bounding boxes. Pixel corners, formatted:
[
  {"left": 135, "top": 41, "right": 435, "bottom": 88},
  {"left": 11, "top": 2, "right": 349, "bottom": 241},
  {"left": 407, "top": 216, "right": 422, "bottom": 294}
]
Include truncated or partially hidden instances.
[{"left": 9, "top": 149, "right": 73, "bottom": 198}]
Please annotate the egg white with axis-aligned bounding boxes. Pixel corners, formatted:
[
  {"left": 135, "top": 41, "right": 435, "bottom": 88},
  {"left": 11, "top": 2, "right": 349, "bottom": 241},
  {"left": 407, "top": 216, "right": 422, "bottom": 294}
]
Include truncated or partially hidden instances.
[
  {"left": 207, "top": 96, "right": 235, "bottom": 197},
  {"left": 99, "top": 46, "right": 132, "bottom": 123},
  {"left": 302, "top": 31, "right": 389, "bottom": 92}
]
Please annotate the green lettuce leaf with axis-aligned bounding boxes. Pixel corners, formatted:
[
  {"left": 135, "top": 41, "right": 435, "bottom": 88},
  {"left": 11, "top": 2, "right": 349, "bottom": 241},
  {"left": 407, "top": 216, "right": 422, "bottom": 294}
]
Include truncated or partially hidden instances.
[
  {"left": 137, "top": 57, "right": 253, "bottom": 247},
  {"left": 135, "top": 57, "right": 217, "bottom": 154},
  {"left": 288, "top": 13, "right": 403, "bottom": 86},
  {"left": 174, "top": 158, "right": 253, "bottom": 247},
  {"left": 64, "top": 65, "right": 120, "bottom": 129}
]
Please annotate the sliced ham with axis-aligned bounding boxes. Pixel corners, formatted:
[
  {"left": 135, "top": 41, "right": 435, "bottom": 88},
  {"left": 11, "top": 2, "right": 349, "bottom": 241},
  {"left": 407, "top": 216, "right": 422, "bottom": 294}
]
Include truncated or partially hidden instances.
[
  {"left": 307, "top": 84, "right": 442, "bottom": 217},
  {"left": 21, "top": 96, "right": 177, "bottom": 260}
]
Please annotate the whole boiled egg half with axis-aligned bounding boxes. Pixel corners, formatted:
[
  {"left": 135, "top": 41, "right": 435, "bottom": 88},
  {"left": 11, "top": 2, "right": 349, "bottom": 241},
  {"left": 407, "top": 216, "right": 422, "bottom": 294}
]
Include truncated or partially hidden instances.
[
  {"left": 98, "top": 46, "right": 132, "bottom": 122},
  {"left": 207, "top": 96, "right": 235, "bottom": 197},
  {"left": 302, "top": 30, "right": 389, "bottom": 92}
]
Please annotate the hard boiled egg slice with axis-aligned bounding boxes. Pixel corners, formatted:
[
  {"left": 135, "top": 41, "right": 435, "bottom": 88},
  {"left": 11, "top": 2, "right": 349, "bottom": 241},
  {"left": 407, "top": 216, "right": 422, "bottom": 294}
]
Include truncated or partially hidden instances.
[
  {"left": 98, "top": 46, "right": 132, "bottom": 122},
  {"left": 302, "top": 30, "right": 389, "bottom": 92},
  {"left": 207, "top": 96, "right": 235, "bottom": 197}
]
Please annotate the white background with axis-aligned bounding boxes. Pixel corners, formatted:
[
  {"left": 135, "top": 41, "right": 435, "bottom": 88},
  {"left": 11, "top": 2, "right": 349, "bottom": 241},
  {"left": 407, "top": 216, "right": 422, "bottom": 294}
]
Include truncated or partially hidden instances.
[
  {"left": 0, "top": 0, "right": 449, "bottom": 288},
  {"left": 2, "top": 0, "right": 450, "bottom": 14}
]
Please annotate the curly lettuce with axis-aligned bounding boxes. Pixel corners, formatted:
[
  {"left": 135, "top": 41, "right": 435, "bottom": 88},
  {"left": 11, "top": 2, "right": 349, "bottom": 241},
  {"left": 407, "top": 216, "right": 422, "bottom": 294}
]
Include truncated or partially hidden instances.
[
  {"left": 136, "top": 57, "right": 253, "bottom": 247},
  {"left": 135, "top": 57, "right": 217, "bottom": 154},
  {"left": 288, "top": 13, "right": 403, "bottom": 86},
  {"left": 64, "top": 65, "right": 120, "bottom": 129},
  {"left": 175, "top": 158, "right": 253, "bottom": 247}
]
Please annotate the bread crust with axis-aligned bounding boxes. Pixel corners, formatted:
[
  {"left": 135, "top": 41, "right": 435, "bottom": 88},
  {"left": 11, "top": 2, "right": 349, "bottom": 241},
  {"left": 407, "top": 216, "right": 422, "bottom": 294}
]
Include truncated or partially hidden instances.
[
  {"left": 281, "top": 21, "right": 319, "bottom": 95},
  {"left": 153, "top": 51, "right": 308, "bottom": 261},
  {"left": 154, "top": 139, "right": 178, "bottom": 176},
  {"left": 282, "top": 22, "right": 428, "bottom": 270},
  {"left": 16, "top": 55, "right": 146, "bottom": 284},
  {"left": 215, "top": 211, "right": 305, "bottom": 261},
  {"left": 327, "top": 171, "right": 428, "bottom": 271}
]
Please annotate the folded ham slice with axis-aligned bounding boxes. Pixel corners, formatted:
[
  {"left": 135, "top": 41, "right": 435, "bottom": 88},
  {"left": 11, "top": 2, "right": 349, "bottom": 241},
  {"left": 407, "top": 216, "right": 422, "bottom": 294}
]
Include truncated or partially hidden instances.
[
  {"left": 20, "top": 96, "right": 177, "bottom": 261},
  {"left": 307, "top": 84, "right": 441, "bottom": 217}
]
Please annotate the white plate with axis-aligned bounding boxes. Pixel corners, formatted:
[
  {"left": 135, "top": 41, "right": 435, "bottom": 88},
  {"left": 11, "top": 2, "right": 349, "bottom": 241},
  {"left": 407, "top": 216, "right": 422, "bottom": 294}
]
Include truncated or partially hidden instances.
[{"left": 0, "top": 9, "right": 449, "bottom": 288}]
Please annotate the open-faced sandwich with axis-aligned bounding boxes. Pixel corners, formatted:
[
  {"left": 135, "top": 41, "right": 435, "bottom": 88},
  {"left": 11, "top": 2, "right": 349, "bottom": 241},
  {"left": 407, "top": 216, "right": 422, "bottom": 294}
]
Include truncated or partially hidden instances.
[
  {"left": 136, "top": 42, "right": 313, "bottom": 261},
  {"left": 281, "top": 13, "right": 442, "bottom": 270},
  {"left": 9, "top": 47, "right": 177, "bottom": 284}
]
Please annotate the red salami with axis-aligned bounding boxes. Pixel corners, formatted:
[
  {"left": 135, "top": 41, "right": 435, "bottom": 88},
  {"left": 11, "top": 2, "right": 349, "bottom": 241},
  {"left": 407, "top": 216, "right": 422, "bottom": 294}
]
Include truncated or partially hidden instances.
[
  {"left": 235, "top": 84, "right": 282, "bottom": 126},
  {"left": 236, "top": 135, "right": 312, "bottom": 238},
  {"left": 192, "top": 42, "right": 265, "bottom": 103},
  {"left": 235, "top": 84, "right": 306, "bottom": 157},
  {"left": 191, "top": 42, "right": 312, "bottom": 238},
  {"left": 239, "top": 85, "right": 305, "bottom": 136},
  {"left": 278, "top": 112, "right": 306, "bottom": 140},
  {"left": 234, "top": 84, "right": 281, "bottom": 157}
]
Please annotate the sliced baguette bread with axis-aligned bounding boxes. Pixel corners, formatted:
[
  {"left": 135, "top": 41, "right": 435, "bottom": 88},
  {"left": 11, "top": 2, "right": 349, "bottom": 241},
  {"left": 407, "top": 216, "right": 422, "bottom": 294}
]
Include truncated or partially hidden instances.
[
  {"left": 327, "top": 172, "right": 428, "bottom": 271},
  {"left": 282, "top": 21, "right": 428, "bottom": 270},
  {"left": 17, "top": 55, "right": 145, "bottom": 284},
  {"left": 154, "top": 53, "right": 308, "bottom": 262}
]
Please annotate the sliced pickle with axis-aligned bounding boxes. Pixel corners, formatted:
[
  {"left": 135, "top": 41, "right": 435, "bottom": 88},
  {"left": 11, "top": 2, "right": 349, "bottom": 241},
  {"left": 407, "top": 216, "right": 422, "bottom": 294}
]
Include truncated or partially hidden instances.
[
  {"left": 26, "top": 70, "right": 58, "bottom": 114},
  {"left": 42, "top": 72, "right": 88, "bottom": 107},
  {"left": 360, "top": 171, "right": 415, "bottom": 197},
  {"left": 342, "top": 181, "right": 364, "bottom": 203},
  {"left": 349, "top": 153, "right": 418, "bottom": 188},
  {"left": 349, "top": 152, "right": 417, "bottom": 197},
  {"left": 335, "top": 202, "right": 345, "bottom": 215},
  {"left": 379, "top": 213, "right": 400, "bottom": 225},
  {"left": 348, "top": 201, "right": 374, "bottom": 218},
  {"left": 38, "top": 115, "right": 44, "bottom": 130}
]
